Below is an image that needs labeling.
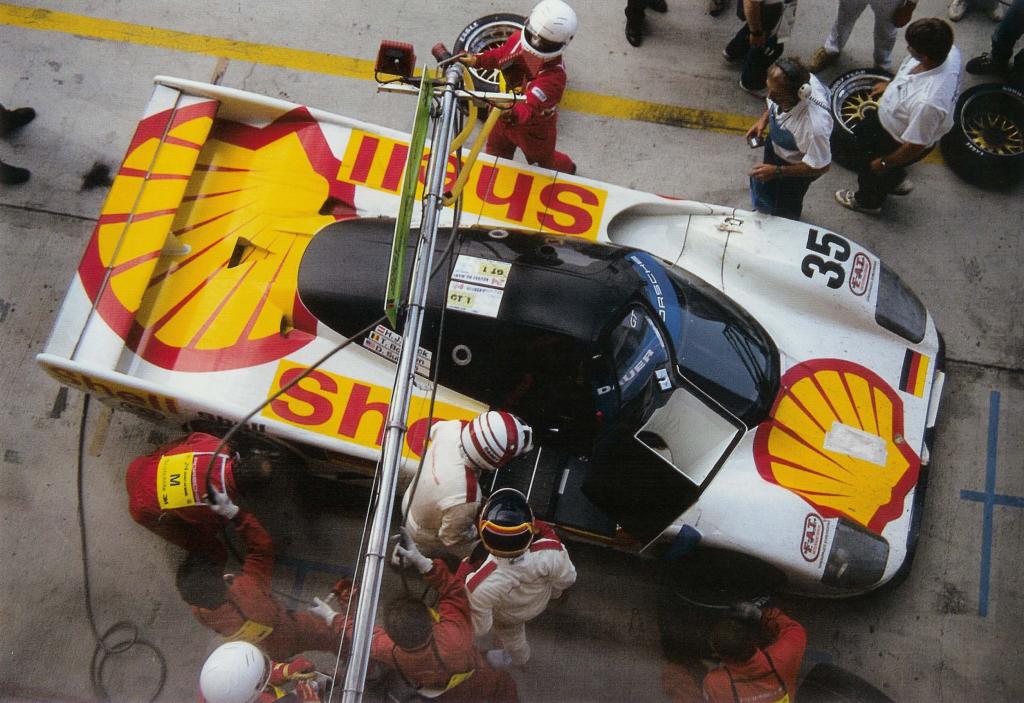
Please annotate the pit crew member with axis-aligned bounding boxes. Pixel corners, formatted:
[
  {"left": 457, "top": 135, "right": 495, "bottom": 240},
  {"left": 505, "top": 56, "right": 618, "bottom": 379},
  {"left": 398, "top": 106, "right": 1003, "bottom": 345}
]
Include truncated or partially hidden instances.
[
  {"left": 457, "top": 0, "right": 578, "bottom": 174},
  {"left": 125, "top": 432, "right": 272, "bottom": 566},
  {"left": 199, "top": 641, "right": 325, "bottom": 703},
  {"left": 402, "top": 411, "right": 533, "bottom": 558}
]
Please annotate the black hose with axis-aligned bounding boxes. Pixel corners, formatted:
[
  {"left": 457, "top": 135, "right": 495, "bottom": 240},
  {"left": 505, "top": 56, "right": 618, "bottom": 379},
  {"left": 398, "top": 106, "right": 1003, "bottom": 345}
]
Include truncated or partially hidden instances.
[{"left": 78, "top": 394, "right": 167, "bottom": 702}]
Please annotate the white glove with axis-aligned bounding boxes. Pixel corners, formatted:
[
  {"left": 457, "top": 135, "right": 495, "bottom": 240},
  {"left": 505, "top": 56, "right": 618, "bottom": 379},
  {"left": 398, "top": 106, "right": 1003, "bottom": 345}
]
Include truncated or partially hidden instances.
[
  {"left": 209, "top": 485, "right": 239, "bottom": 520},
  {"left": 461, "top": 524, "right": 479, "bottom": 543},
  {"left": 391, "top": 529, "right": 433, "bottom": 574},
  {"left": 310, "top": 597, "right": 339, "bottom": 625},
  {"left": 485, "top": 649, "right": 513, "bottom": 669},
  {"left": 732, "top": 601, "right": 763, "bottom": 623}
]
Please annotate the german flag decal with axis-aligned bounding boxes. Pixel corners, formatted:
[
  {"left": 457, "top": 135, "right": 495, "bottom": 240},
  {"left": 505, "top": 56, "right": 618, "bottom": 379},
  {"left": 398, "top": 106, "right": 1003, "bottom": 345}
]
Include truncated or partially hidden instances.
[{"left": 899, "top": 350, "right": 930, "bottom": 398}]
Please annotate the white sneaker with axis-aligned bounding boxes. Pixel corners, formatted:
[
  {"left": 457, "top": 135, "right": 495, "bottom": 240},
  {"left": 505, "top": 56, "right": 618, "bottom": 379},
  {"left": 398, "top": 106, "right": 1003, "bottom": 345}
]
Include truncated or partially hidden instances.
[
  {"left": 948, "top": 0, "right": 968, "bottom": 21},
  {"left": 988, "top": 2, "right": 1005, "bottom": 21}
]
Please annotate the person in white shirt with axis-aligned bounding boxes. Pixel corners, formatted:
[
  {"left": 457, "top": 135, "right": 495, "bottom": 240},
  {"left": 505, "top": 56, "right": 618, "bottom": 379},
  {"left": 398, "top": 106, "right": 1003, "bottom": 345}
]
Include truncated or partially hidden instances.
[
  {"left": 402, "top": 411, "right": 533, "bottom": 558},
  {"left": 460, "top": 488, "right": 577, "bottom": 666},
  {"left": 745, "top": 58, "right": 833, "bottom": 220},
  {"left": 835, "top": 18, "right": 961, "bottom": 214}
]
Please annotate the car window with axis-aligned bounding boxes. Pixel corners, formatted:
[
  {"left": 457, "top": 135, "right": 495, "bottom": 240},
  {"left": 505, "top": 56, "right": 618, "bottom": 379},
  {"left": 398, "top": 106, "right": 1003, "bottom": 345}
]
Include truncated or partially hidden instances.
[
  {"left": 607, "top": 306, "right": 671, "bottom": 406},
  {"left": 664, "top": 269, "right": 778, "bottom": 426}
]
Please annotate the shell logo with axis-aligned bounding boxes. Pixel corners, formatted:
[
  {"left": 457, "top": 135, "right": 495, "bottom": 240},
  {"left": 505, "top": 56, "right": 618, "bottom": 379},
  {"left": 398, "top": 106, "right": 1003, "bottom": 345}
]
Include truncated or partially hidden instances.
[
  {"left": 753, "top": 359, "right": 920, "bottom": 534},
  {"left": 78, "top": 102, "right": 357, "bottom": 371}
]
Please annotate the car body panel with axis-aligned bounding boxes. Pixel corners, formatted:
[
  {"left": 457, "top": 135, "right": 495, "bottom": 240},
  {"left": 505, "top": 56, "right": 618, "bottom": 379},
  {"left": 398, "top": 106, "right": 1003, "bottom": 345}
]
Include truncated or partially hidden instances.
[{"left": 38, "top": 77, "right": 943, "bottom": 596}]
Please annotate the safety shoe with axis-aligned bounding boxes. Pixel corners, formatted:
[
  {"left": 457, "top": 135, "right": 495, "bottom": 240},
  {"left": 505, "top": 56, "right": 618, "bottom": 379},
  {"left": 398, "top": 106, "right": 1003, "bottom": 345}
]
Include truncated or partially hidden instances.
[
  {"left": 0, "top": 106, "right": 35, "bottom": 137},
  {"left": 648, "top": 0, "right": 668, "bottom": 12},
  {"left": 890, "top": 178, "right": 914, "bottom": 196},
  {"left": 966, "top": 52, "right": 1010, "bottom": 75},
  {"left": 739, "top": 79, "right": 768, "bottom": 98},
  {"left": 988, "top": 2, "right": 1004, "bottom": 20},
  {"left": 947, "top": 0, "right": 968, "bottom": 21},
  {"left": 708, "top": 0, "right": 727, "bottom": 16},
  {"left": 626, "top": 17, "right": 644, "bottom": 47},
  {"left": 807, "top": 47, "right": 839, "bottom": 72},
  {"left": 723, "top": 48, "right": 742, "bottom": 63},
  {"left": 835, "top": 189, "right": 880, "bottom": 214},
  {"left": 0, "top": 160, "right": 30, "bottom": 185}
]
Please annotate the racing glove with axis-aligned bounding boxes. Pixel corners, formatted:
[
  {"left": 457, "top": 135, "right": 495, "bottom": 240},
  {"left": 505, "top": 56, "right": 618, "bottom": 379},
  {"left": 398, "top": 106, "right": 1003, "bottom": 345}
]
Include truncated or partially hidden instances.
[
  {"left": 208, "top": 485, "right": 239, "bottom": 520},
  {"left": 270, "top": 656, "right": 317, "bottom": 684},
  {"left": 293, "top": 681, "right": 321, "bottom": 702},
  {"left": 391, "top": 528, "right": 433, "bottom": 574},
  {"left": 731, "top": 601, "right": 763, "bottom": 623},
  {"left": 310, "top": 597, "right": 339, "bottom": 626}
]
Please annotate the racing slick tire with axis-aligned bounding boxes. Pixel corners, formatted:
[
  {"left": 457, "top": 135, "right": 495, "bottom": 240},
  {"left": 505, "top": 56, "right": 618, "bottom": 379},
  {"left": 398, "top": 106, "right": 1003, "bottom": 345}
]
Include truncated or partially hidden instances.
[
  {"left": 828, "top": 68, "right": 893, "bottom": 170},
  {"left": 940, "top": 83, "right": 1024, "bottom": 189},
  {"left": 656, "top": 548, "right": 785, "bottom": 659},
  {"left": 453, "top": 13, "right": 525, "bottom": 94}
]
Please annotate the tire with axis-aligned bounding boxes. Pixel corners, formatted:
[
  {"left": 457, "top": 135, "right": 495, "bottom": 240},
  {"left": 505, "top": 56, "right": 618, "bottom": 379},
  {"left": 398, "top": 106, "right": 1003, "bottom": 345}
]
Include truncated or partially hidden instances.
[
  {"left": 940, "top": 82, "right": 1024, "bottom": 189},
  {"left": 656, "top": 548, "right": 785, "bottom": 659},
  {"left": 453, "top": 13, "right": 525, "bottom": 94},
  {"left": 828, "top": 68, "right": 893, "bottom": 170},
  {"left": 798, "top": 663, "right": 894, "bottom": 703}
]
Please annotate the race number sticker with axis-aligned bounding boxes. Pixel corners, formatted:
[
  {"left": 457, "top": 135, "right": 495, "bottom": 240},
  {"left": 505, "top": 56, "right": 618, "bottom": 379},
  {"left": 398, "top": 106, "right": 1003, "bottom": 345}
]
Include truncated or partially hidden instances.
[
  {"left": 447, "top": 281, "right": 504, "bottom": 317},
  {"left": 447, "top": 255, "right": 510, "bottom": 318},
  {"left": 451, "top": 256, "right": 510, "bottom": 288},
  {"left": 157, "top": 452, "right": 196, "bottom": 509}
]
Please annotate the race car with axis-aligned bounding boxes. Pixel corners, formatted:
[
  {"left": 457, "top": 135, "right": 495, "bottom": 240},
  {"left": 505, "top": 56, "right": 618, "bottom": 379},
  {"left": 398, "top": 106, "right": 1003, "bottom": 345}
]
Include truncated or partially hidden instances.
[{"left": 37, "top": 75, "right": 944, "bottom": 599}]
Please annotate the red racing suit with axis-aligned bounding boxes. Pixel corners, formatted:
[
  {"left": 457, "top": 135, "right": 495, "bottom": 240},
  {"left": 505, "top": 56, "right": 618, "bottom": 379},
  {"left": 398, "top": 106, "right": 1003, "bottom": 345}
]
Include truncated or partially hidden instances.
[
  {"left": 190, "top": 510, "right": 339, "bottom": 662},
  {"left": 126, "top": 432, "right": 241, "bottom": 564},
  {"left": 473, "top": 30, "right": 575, "bottom": 173},
  {"left": 702, "top": 608, "right": 807, "bottom": 703},
  {"left": 343, "top": 559, "right": 518, "bottom": 702}
]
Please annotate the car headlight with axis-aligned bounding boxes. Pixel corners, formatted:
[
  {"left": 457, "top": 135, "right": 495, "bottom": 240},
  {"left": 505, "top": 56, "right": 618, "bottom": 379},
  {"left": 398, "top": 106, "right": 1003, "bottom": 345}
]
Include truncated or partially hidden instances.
[
  {"left": 874, "top": 263, "right": 926, "bottom": 343},
  {"left": 822, "top": 518, "right": 889, "bottom": 589}
]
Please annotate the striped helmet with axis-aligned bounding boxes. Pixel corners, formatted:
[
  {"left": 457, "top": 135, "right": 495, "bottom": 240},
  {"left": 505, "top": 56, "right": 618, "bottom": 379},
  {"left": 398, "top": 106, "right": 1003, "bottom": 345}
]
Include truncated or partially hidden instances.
[
  {"left": 460, "top": 411, "right": 533, "bottom": 471},
  {"left": 479, "top": 488, "right": 535, "bottom": 557}
]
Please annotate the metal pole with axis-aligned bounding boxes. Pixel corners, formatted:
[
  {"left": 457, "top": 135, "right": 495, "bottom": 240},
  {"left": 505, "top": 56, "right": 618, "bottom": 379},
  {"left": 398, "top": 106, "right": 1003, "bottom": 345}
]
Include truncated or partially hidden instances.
[{"left": 341, "top": 62, "right": 463, "bottom": 703}]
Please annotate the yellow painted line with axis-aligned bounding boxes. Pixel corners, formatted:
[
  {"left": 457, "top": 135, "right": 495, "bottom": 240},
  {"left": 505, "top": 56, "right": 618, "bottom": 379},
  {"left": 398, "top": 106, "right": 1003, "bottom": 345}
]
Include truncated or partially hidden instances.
[{"left": 0, "top": 3, "right": 942, "bottom": 163}]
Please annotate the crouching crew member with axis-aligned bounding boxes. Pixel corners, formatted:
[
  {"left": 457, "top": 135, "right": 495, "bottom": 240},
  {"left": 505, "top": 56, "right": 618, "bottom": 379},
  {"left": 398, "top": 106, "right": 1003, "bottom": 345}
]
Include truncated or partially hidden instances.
[
  {"left": 460, "top": 488, "right": 577, "bottom": 666},
  {"left": 176, "top": 489, "right": 338, "bottom": 661},
  {"left": 702, "top": 603, "right": 807, "bottom": 703},
  {"left": 312, "top": 531, "right": 519, "bottom": 702},
  {"left": 402, "top": 411, "right": 533, "bottom": 558},
  {"left": 199, "top": 641, "right": 325, "bottom": 703},
  {"left": 458, "top": 0, "right": 578, "bottom": 174},
  {"left": 125, "top": 432, "right": 272, "bottom": 566}
]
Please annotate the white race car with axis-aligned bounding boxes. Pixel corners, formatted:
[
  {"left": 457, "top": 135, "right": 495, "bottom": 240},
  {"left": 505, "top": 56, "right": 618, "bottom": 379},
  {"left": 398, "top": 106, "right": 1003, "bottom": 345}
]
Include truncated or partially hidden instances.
[{"left": 38, "top": 76, "right": 944, "bottom": 601}]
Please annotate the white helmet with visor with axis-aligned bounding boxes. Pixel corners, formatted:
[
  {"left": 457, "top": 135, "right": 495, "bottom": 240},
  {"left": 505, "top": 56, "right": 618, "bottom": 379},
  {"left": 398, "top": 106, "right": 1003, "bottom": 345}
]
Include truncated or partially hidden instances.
[{"left": 520, "top": 0, "right": 578, "bottom": 59}]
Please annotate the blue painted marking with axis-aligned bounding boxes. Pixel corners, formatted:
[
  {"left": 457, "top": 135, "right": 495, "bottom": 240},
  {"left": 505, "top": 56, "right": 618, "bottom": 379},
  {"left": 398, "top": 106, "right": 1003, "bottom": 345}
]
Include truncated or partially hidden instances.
[
  {"left": 958, "top": 391, "right": 1024, "bottom": 618},
  {"left": 278, "top": 555, "right": 354, "bottom": 607}
]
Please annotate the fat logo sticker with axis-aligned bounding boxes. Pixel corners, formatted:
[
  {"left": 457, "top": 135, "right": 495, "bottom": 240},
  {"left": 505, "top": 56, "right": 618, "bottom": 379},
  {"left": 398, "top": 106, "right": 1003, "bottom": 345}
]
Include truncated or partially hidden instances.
[
  {"left": 849, "top": 252, "right": 873, "bottom": 296},
  {"left": 754, "top": 359, "right": 920, "bottom": 534},
  {"left": 801, "top": 513, "right": 824, "bottom": 562}
]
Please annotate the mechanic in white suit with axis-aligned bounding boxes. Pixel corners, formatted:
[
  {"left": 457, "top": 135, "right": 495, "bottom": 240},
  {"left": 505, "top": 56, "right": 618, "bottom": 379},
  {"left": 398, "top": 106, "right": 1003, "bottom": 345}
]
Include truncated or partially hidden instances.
[
  {"left": 402, "top": 411, "right": 533, "bottom": 558},
  {"left": 460, "top": 488, "right": 577, "bottom": 666}
]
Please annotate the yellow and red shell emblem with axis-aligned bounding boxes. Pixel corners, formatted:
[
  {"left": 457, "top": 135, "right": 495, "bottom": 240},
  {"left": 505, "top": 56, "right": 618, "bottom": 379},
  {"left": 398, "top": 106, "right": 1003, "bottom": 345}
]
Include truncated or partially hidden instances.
[
  {"left": 77, "top": 102, "right": 357, "bottom": 371},
  {"left": 753, "top": 359, "right": 920, "bottom": 534}
]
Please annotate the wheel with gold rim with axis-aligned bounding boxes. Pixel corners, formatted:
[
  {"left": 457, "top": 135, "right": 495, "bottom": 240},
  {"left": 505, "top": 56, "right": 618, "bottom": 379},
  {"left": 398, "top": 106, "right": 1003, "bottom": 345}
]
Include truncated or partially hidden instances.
[
  {"left": 828, "top": 68, "right": 893, "bottom": 170},
  {"left": 941, "top": 82, "right": 1024, "bottom": 188}
]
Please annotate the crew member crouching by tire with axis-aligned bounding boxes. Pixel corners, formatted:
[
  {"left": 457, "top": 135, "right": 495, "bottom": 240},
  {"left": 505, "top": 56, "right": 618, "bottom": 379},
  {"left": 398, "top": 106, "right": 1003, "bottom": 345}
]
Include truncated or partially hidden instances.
[
  {"left": 457, "top": 0, "right": 578, "bottom": 174},
  {"left": 745, "top": 58, "right": 833, "bottom": 220}
]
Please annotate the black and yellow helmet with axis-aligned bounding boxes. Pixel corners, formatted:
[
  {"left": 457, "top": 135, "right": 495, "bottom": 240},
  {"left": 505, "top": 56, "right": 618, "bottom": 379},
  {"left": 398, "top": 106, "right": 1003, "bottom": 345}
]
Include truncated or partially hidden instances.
[{"left": 479, "top": 488, "right": 535, "bottom": 558}]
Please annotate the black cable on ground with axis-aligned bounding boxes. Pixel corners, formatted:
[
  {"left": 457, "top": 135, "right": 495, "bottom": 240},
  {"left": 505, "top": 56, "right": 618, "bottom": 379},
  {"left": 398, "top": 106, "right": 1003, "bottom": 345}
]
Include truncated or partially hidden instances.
[{"left": 77, "top": 394, "right": 167, "bottom": 702}]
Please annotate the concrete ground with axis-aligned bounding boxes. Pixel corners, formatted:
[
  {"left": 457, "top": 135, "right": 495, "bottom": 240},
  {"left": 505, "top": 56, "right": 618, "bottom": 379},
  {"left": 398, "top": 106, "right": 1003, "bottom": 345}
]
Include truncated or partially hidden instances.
[{"left": 0, "top": 0, "right": 1022, "bottom": 701}]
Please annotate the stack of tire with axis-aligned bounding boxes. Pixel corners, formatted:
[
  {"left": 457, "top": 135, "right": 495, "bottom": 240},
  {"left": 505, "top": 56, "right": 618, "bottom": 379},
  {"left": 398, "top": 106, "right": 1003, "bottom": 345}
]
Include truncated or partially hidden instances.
[{"left": 828, "top": 68, "right": 1024, "bottom": 189}]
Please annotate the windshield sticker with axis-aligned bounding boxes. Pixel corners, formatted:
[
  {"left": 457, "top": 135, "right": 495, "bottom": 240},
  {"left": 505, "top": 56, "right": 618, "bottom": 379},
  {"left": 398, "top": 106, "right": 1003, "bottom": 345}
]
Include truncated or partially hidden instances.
[
  {"left": 753, "top": 358, "right": 920, "bottom": 535},
  {"left": 447, "top": 281, "right": 505, "bottom": 318},
  {"left": 363, "top": 324, "right": 432, "bottom": 377},
  {"left": 626, "top": 253, "right": 682, "bottom": 349},
  {"left": 452, "top": 255, "right": 511, "bottom": 289}
]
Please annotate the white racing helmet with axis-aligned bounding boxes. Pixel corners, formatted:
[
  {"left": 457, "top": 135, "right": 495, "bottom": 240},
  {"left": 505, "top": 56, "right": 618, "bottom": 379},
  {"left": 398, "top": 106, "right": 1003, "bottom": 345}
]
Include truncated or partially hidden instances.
[
  {"left": 199, "top": 641, "right": 271, "bottom": 703},
  {"left": 461, "top": 411, "right": 533, "bottom": 471},
  {"left": 519, "top": 0, "right": 578, "bottom": 59}
]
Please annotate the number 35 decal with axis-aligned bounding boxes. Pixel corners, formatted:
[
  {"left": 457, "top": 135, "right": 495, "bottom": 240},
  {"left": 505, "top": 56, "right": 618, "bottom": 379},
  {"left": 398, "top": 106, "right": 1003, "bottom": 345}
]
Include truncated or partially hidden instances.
[{"left": 801, "top": 229, "right": 850, "bottom": 289}]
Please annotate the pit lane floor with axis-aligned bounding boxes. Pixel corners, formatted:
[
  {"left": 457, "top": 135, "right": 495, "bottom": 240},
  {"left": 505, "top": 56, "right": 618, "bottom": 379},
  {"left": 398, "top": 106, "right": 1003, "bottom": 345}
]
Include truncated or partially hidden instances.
[{"left": 0, "top": 1, "right": 1021, "bottom": 701}]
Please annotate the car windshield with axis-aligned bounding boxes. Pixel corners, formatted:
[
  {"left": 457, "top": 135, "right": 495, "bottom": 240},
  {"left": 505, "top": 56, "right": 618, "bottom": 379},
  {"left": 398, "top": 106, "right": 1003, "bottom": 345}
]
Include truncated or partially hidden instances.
[
  {"left": 606, "top": 306, "right": 671, "bottom": 407},
  {"left": 668, "top": 271, "right": 776, "bottom": 425}
]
